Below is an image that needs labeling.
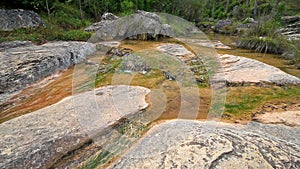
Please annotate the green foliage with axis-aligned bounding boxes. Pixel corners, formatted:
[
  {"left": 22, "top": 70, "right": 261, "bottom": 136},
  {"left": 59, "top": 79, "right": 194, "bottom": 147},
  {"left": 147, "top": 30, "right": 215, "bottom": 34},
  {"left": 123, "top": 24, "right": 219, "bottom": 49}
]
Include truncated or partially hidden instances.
[
  {"left": 0, "top": 1, "right": 93, "bottom": 43},
  {"left": 50, "top": 2, "right": 89, "bottom": 29},
  {"left": 1, "top": 0, "right": 300, "bottom": 46},
  {"left": 50, "top": 30, "right": 92, "bottom": 41},
  {"left": 237, "top": 36, "right": 291, "bottom": 54},
  {"left": 120, "top": 0, "right": 135, "bottom": 16},
  {"left": 225, "top": 86, "right": 300, "bottom": 115},
  {"left": 2, "top": 0, "right": 299, "bottom": 25}
]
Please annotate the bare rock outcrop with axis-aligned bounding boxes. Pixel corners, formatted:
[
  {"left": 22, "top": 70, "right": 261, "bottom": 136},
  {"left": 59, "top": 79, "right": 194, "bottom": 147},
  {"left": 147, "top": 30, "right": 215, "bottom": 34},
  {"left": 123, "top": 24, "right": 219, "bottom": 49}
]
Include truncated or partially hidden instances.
[
  {"left": 88, "top": 10, "right": 174, "bottom": 42},
  {"left": 0, "top": 41, "right": 96, "bottom": 104},
  {"left": 0, "top": 41, "right": 33, "bottom": 51},
  {"left": 214, "top": 54, "right": 300, "bottom": 85},
  {"left": 84, "top": 12, "right": 119, "bottom": 32},
  {"left": 0, "top": 9, "right": 45, "bottom": 31},
  {"left": 214, "top": 19, "right": 232, "bottom": 34},
  {"left": 280, "top": 16, "right": 300, "bottom": 40},
  {"left": 157, "top": 43, "right": 195, "bottom": 62},
  {"left": 109, "top": 119, "right": 300, "bottom": 169},
  {"left": 0, "top": 85, "right": 150, "bottom": 169}
]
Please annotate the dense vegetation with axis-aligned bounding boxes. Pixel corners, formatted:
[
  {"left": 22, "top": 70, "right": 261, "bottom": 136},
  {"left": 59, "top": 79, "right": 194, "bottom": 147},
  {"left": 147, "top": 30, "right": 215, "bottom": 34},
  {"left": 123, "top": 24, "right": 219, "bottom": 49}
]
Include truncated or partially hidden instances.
[{"left": 1, "top": 0, "right": 299, "bottom": 21}]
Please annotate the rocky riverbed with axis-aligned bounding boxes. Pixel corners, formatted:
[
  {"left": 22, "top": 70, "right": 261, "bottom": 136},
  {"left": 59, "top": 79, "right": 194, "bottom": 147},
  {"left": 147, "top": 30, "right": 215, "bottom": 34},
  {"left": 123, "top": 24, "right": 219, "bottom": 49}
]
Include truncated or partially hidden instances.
[{"left": 0, "top": 10, "right": 299, "bottom": 169}]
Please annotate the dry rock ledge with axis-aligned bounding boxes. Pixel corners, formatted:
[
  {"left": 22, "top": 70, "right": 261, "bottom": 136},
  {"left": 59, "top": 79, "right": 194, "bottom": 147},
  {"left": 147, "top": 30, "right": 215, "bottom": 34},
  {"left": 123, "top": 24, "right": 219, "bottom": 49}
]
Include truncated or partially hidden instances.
[
  {"left": 0, "top": 41, "right": 96, "bottom": 104},
  {"left": 0, "top": 85, "right": 150, "bottom": 169},
  {"left": 109, "top": 119, "right": 300, "bottom": 169},
  {"left": 214, "top": 54, "right": 300, "bottom": 85},
  {"left": 254, "top": 111, "right": 300, "bottom": 127}
]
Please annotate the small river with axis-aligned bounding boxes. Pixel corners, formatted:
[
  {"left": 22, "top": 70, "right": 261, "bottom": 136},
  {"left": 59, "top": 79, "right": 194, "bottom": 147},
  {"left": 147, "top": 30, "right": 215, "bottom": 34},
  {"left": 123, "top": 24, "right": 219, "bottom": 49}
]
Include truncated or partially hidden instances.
[{"left": 0, "top": 33, "right": 299, "bottom": 124}]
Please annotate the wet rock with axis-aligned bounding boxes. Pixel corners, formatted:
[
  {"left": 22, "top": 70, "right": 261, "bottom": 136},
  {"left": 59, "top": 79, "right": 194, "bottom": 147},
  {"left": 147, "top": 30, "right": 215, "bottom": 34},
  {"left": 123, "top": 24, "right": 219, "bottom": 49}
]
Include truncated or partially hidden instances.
[
  {"left": 107, "top": 47, "right": 133, "bottom": 57},
  {"left": 195, "top": 40, "right": 231, "bottom": 49},
  {"left": 0, "top": 9, "right": 45, "bottom": 31},
  {"left": 0, "top": 85, "right": 150, "bottom": 169},
  {"left": 120, "top": 54, "right": 151, "bottom": 73},
  {"left": 0, "top": 41, "right": 96, "bottom": 104},
  {"left": 108, "top": 119, "right": 300, "bottom": 169},
  {"left": 88, "top": 10, "right": 174, "bottom": 42},
  {"left": 213, "top": 54, "right": 300, "bottom": 85},
  {"left": 163, "top": 71, "right": 176, "bottom": 81}
]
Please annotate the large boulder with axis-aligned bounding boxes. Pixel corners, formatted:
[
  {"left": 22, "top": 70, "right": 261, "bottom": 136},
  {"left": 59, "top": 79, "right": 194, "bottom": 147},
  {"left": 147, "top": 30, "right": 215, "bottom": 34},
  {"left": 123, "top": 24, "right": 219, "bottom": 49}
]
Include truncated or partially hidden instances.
[
  {"left": 88, "top": 10, "right": 174, "bottom": 42},
  {"left": 0, "top": 41, "right": 33, "bottom": 51},
  {"left": 214, "top": 19, "right": 232, "bottom": 34},
  {"left": 0, "top": 41, "right": 96, "bottom": 104},
  {"left": 0, "top": 9, "right": 45, "bottom": 31},
  {"left": 108, "top": 119, "right": 300, "bottom": 168},
  {"left": 84, "top": 12, "right": 119, "bottom": 32},
  {"left": 0, "top": 85, "right": 150, "bottom": 169}
]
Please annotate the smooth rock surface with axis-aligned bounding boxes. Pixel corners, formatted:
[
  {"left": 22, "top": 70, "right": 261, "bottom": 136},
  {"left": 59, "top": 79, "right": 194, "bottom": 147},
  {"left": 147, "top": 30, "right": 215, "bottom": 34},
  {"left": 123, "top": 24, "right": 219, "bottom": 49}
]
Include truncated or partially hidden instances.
[
  {"left": 109, "top": 119, "right": 300, "bottom": 169},
  {"left": 0, "top": 41, "right": 96, "bottom": 104},
  {"left": 0, "top": 85, "right": 150, "bottom": 169},
  {"left": 88, "top": 10, "right": 174, "bottom": 42},
  {"left": 157, "top": 43, "right": 195, "bottom": 62},
  {"left": 0, "top": 9, "right": 45, "bottom": 31},
  {"left": 214, "top": 54, "right": 300, "bottom": 85},
  {"left": 254, "top": 111, "right": 300, "bottom": 127}
]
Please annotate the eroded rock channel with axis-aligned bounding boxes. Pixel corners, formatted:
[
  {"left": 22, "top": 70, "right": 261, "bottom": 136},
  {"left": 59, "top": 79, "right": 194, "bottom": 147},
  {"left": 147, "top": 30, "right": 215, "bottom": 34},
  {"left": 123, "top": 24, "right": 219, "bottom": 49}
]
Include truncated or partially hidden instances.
[{"left": 0, "top": 10, "right": 299, "bottom": 169}]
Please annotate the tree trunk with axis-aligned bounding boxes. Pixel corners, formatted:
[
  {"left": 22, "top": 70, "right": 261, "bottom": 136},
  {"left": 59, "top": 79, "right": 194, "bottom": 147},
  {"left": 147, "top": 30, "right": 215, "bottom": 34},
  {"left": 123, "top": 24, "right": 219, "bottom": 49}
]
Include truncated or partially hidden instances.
[
  {"left": 172, "top": 0, "right": 176, "bottom": 14},
  {"left": 225, "top": 0, "right": 230, "bottom": 13},
  {"left": 78, "top": 0, "right": 83, "bottom": 19},
  {"left": 212, "top": 1, "right": 215, "bottom": 18},
  {"left": 271, "top": 0, "right": 281, "bottom": 19},
  {"left": 46, "top": 0, "right": 50, "bottom": 17},
  {"left": 254, "top": 0, "right": 258, "bottom": 16}
]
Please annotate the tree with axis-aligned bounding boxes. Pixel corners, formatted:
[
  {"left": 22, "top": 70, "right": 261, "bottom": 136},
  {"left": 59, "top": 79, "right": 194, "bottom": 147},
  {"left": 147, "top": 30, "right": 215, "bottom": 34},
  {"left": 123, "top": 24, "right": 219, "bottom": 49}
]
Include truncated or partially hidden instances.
[
  {"left": 78, "top": 0, "right": 83, "bottom": 19},
  {"left": 270, "top": 0, "right": 281, "bottom": 19},
  {"left": 254, "top": 0, "right": 258, "bottom": 16},
  {"left": 225, "top": 0, "right": 230, "bottom": 13}
]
